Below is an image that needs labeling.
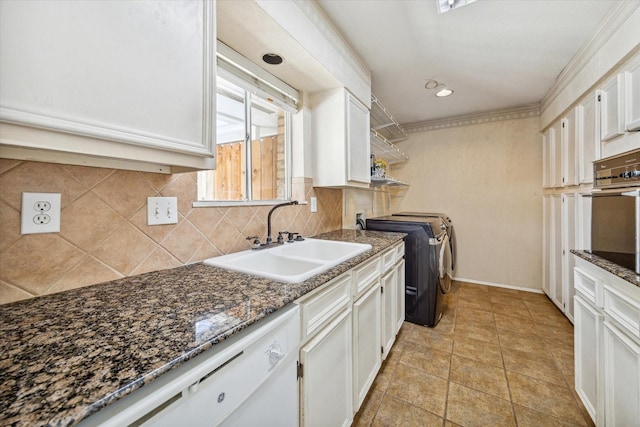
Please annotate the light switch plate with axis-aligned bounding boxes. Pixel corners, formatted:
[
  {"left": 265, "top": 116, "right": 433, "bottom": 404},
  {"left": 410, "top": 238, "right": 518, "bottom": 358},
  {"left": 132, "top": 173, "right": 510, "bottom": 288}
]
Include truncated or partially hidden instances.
[
  {"left": 310, "top": 197, "right": 318, "bottom": 213},
  {"left": 147, "top": 197, "right": 178, "bottom": 225},
  {"left": 21, "top": 192, "right": 62, "bottom": 234}
]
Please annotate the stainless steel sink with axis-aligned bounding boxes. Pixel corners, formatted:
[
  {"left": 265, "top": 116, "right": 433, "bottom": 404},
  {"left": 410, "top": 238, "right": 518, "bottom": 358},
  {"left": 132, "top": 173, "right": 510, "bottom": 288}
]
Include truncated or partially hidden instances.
[{"left": 203, "top": 238, "right": 372, "bottom": 283}]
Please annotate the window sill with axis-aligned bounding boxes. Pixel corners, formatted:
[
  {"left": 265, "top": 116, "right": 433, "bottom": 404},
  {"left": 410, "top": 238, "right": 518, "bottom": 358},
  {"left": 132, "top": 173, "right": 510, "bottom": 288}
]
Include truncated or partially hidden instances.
[{"left": 192, "top": 199, "right": 307, "bottom": 208}]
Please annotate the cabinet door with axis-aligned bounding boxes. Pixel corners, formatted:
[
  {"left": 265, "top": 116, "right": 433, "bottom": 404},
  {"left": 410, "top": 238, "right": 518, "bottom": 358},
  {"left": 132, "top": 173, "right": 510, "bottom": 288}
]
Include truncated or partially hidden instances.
[
  {"left": 0, "top": 1, "right": 216, "bottom": 158},
  {"left": 300, "top": 308, "right": 353, "bottom": 427},
  {"left": 381, "top": 269, "right": 396, "bottom": 360},
  {"left": 562, "top": 194, "right": 576, "bottom": 321},
  {"left": 352, "top": 283, "right": 381, "bottom": 410},
  {"left": 395, "top": 259, "right": 406, "bottom": 334},
  {"left": 625, "top": 56, "right": 640, "bottom": 132},
  {"left": 548, "top": 121, "right": 563, "bottom": 187},
  {"left": 578, "top": 92, "right": 600, "bottom": 184},
  {"left": 576, "top": 193, "right": 592, "bottom": 253},
  {"left": 603, "top": 321, "right": 640, "bottom": 427},
  {"left": 346, "top": 92, "right": 371, "bottom": 185},
  {"left": 574, "top": 295, "right": 603, "bottom": 426},
  {"left": 600, "top": 74, "right": 625, "bottom": 142},
  {"left": 543, "top": 129, "right": 551, "bottom": 188},
  {"left": 562, "top": 111, "right": 578, "bottom": 187},
  {"left": 550, "top": 195, "right": 563, "bottom": 308},
  {"left": 542, "top": 195, "right": 552, "bottom": 296}
]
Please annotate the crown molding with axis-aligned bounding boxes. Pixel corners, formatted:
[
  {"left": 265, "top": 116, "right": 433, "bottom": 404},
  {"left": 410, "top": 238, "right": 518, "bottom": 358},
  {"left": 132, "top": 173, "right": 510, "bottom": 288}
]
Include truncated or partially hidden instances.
[
  {"left": 297, "top": 0, "right": 372, "bottom": 85},
  {"left": 403, "top": 104, "right": 540, "bottom": 133},
  {"left": 540, "top": 0, "right": 640, "bottom": 113}
]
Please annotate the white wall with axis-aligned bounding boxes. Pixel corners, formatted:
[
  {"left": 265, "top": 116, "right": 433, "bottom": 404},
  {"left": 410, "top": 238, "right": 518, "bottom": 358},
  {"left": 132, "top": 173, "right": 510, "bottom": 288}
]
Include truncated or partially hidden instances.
[{"left": 394, "top": 116, "right": 543, "bottom": 291}]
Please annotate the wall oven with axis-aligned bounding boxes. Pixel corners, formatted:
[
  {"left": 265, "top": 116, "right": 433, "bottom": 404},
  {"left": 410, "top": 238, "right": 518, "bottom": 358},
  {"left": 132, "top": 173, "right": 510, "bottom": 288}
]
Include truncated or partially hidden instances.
[{"left": 590, "top": 149, "right": 640, "bottom": 274}]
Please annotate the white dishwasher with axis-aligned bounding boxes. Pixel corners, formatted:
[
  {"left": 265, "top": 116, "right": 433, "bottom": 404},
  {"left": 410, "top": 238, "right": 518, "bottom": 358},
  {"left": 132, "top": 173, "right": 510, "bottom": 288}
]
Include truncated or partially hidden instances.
[{"left": 81, "top": 304, "right": 300, "bottom": 427}]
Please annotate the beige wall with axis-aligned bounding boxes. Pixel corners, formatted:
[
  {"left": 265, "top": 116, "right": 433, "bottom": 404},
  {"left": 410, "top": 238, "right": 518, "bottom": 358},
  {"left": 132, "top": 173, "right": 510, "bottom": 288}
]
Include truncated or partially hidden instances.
[
  {"left": 0, "top": 160, "right": 342, "bottom": 304},
  {"left": 393, "top": 116, "right": 543, "bottom": 291}
]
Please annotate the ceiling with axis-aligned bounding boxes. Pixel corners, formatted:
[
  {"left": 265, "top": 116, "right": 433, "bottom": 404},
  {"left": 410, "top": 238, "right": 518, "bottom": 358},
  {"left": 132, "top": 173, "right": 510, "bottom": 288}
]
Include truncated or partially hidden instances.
[{"left": 316, "top": 0, "right": 616, "bottom": 125}]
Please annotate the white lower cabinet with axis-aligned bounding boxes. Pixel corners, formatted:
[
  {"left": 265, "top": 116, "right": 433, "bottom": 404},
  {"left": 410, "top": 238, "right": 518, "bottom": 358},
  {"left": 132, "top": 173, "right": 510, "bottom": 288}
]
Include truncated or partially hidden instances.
[
  {"left": 395, "top": 259, "right": 406, "bottom": 334},
  {"left": 352, "top": 282, "right": 381, "bottom": 409},
  {"left": 297, "top": 240, "right": 405, "bottom": 426},
  {"left": 299, "top": 308, "right": 353, "bottom": 427},
  {"left": 381, "top": 268, "right": 396, "bottom": 360},
  {"left": 574, "top": 294, "right": 604, "bottom": 425},
  {"left": 573, "top": 257, "right": 640, "bottom": 426},
  {"left": 603, "top": 320, "right": 640, "bottom": 427}
]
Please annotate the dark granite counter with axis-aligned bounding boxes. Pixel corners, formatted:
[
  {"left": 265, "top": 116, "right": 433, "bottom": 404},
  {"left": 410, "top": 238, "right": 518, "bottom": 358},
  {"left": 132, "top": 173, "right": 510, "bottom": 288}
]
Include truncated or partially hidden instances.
[
  {"left": 0, "top": 229, "right": 405, "bottom": 427},
  {"left": 571, "top": 250, "right": 640, "bottom": 287}
]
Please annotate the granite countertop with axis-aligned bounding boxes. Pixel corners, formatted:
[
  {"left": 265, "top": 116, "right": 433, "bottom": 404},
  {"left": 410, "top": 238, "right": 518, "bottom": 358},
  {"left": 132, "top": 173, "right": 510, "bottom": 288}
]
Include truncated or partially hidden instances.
[
  {"left": 571, "top": 250, "right": 640, "bottom": 287},
  {"left": 0, "top": 229, "right": 405, "bottom": 427}
]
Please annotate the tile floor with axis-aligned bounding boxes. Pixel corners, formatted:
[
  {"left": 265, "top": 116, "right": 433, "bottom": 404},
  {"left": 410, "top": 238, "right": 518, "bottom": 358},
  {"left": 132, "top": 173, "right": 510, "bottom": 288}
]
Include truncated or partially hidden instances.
[{"left": 352, "top": 281, "right": 593, "bottom": 427}]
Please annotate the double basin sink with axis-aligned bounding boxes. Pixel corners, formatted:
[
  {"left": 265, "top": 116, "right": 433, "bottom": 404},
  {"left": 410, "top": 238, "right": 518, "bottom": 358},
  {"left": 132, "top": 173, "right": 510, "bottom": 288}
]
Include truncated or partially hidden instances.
[{"left": 203, "top": 238, "right": 372, "bottom": 283}]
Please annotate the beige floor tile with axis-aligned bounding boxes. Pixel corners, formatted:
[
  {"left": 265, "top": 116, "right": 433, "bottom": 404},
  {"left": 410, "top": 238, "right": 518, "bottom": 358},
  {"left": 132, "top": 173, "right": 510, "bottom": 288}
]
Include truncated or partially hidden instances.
[
  {"left": 450, "top": 354, "right": 510, "bottom": 400},
  {"left": 457, "top": 297, "right": 494, "bottom": 313},
  {"left": 507, "top": 371, "right": 587, "bottom": 426},
  {"left": 494, "top": 314, "right": 539, "bottom": 336},
  {"left": 537, "top": 321, "right": 574, "bottom": 343},
  {"left": 372, "top": 395, "right": 444, "bottom": 427},
  {"left": 454, "top": 322, "right": 499, "bottom": 344},
  {"left": 497, "top": 328, "right": 548, "bottom": 354},
  {"left": 446, "top": 382, "right": 516, "bottom": 427},
  {"left": 489, "top": 295, "right": 528, "bottom": 310},
  {"left": 399, "top": 341, "right": 451, "bottom": 380},
  {"left": 455, "top": 308, "right": 495, "bottom": 327},
  {"left": 372, "top": 355, "right": 398, "bottom": 392},
  {"left": 514, "top": 403, "right": 587, "bottom": 427},
  {"left": 409, "top": 325, "right": 454, "bottom": 354},
  {"left": 488, "top": 286, "right": 524, "bottom": 296},
  {"left": 491, "top": 302, "right": 533, "bottom": 319},
  {"left": 452, "top": 335, "right": 503, "bottom": 368},
  {"left": 501, "top": 346, "right": 567, "bottom": 386},
  {"left": 386, "top": 363, "right": 448, "bottom": 417},
  {"left": 353, "top": 389, "right": 384, "bottom": 427}
]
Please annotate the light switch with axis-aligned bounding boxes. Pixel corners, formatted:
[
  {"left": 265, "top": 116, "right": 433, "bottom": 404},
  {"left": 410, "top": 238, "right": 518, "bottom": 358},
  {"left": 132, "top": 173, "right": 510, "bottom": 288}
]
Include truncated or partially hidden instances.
[
  {"left": 147, "top": 197, "right": 178, "bottom": 225},
  {"left": 310, "top": 197, "right": 318, "bottom": 213}
]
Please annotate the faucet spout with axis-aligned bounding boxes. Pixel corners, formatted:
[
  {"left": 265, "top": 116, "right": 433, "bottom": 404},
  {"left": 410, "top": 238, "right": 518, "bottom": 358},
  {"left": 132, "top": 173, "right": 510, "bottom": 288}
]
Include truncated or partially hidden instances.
[{"left": 266, "top": 200, "right": 299, "bottom": 244}]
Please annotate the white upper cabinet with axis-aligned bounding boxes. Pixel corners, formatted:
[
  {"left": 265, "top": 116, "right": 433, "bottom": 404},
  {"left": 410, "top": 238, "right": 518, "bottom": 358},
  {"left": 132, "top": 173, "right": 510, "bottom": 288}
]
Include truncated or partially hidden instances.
[
  {"left": 599, "top": 74, "right": 625, "bottom": 142},
  {"left": 312, "top": 88, "right": 371, "bottom": 188},
  {"left": 0, "top": 0, "right": 216, "bottom": 171},
  {"left": 577, "top": 91, "right": 600, "bottom": 184},
  {"left": 625, "top": 56, "right": 640, "bottom": 132},
  {"left": 544, "top": 121, "right": 563, "bottom": 188},
  {"left": 561, "top": 110, "right": 579, "bottom": 187}
]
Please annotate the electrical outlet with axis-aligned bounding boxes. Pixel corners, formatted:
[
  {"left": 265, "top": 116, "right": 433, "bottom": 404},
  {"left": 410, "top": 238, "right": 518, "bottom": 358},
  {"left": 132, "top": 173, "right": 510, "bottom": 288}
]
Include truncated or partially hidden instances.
[
  {"left": 310, "top": 197, "right": 317, "bottom": 213},
  {"left": 147, "top": 197, "right": 178, "bottom": 225},
  {"left": 21, "top": 192, "right": 61, "bottom": 234}
]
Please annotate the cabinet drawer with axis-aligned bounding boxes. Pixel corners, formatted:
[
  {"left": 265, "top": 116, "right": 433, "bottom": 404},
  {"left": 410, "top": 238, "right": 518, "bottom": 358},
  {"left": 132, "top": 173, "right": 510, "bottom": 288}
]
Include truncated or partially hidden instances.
[
  {"left": 380, "top": 248, "right": 395, "bottom": 273},
  {"left": 299, "top": 273, "right": 352, "bottom": 342},
  {"left": 604, "top": 285, "right": 640, "bottom": 340},
  {"left": 574, "top": 267, "right": 603, "bottom": 308},
  {"left": 395, "top": 241, "right": 405, "bottom": 262},
  {"left": 353, "top": 256, "right": 381, "bottom": 298}
]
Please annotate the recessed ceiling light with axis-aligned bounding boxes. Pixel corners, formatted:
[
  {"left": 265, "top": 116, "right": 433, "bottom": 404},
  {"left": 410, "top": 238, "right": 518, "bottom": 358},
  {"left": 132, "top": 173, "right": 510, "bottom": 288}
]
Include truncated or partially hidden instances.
[
  {"left": 262, "top": 53, "right": 284, "bottom": 65},
  {"left": 436, "top": 88, "right": 454, "bottom": 97},
  {"left": 425, "top": 79, "right": 440, "bottom": 90},
  {"left": 437, "top": 0, "right": 477, "bottom": 14}
]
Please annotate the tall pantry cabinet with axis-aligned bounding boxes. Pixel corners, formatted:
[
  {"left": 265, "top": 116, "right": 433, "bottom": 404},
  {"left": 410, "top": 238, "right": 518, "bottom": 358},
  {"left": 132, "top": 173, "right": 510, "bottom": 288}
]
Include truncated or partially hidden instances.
[{"left": 542, "top": 53, "right": 640, "bottom": 324}]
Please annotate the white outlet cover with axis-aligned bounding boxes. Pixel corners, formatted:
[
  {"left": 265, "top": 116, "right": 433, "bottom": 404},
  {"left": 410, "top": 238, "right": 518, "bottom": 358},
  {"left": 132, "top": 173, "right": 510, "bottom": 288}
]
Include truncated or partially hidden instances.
[
  {"left": 310, "top": 197, "right": 318, "bottom": 213},
  {"left": 147, "top": 197, "right": 178, "bottom": 225},
  {"left": 21, "top": 192, "right": 61, "bottom": 234}
]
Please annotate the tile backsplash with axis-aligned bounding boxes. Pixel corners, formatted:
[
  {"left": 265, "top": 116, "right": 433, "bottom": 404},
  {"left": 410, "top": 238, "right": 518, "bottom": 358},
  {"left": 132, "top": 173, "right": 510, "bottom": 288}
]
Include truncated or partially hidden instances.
[{"left": 0, "top": 159, "right": 342, "bottom": 304}]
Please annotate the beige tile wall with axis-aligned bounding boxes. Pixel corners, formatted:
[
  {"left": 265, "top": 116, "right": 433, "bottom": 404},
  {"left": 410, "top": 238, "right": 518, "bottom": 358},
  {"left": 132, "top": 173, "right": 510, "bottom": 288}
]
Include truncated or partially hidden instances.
[{"left": 0, "top": 160, "right": 342, "bottom": 304}]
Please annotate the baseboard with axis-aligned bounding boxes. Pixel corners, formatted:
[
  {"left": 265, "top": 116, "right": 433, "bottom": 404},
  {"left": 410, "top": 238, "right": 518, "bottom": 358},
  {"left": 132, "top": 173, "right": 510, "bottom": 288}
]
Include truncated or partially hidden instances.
[{"left": 452, "top": 276, "right": 544, "bottom": 294}]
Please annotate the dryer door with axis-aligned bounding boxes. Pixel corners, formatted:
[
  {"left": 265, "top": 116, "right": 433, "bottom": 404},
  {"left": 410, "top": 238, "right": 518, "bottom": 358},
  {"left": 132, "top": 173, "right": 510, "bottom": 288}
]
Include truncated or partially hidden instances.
[{"left": 438, "top": 234, "right": 452, "bottom": 294}]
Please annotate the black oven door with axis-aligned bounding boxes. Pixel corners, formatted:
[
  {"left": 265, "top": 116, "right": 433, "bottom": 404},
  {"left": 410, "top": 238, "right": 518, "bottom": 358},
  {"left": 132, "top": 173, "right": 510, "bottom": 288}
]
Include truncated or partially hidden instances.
[{"left": 590, "top": 189, "right": 639, "bottom": 274}]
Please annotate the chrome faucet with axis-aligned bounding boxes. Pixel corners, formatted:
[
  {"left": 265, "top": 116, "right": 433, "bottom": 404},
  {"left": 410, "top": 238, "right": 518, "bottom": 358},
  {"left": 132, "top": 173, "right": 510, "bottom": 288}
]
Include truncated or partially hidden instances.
[{"left": 266, "top": 200, "right": 298, "bottom": 245}]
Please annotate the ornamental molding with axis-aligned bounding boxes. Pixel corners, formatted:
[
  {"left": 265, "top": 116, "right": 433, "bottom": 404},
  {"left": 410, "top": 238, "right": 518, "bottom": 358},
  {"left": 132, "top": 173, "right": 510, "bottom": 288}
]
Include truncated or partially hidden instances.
[{"left": 403, "top": 104, "right": 540, "bottom": 133}]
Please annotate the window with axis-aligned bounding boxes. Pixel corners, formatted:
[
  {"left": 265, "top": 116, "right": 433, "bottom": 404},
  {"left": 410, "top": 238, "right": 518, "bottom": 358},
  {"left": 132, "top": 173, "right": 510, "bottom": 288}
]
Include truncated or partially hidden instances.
[{"left": 197, "top": 42, "right": 299, "bottom": 205}]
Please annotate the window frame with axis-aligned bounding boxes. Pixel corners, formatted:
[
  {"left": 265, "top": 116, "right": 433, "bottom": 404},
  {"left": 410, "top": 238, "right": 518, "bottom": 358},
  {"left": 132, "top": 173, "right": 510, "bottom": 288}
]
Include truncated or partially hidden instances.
[{"left": 194, "top": 42, "right": 297, "bottom": 207}]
